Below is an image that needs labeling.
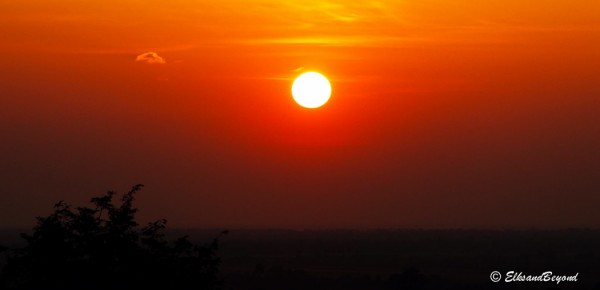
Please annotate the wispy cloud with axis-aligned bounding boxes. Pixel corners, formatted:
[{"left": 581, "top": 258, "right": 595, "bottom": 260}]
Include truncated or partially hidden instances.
[{"left": 135, "top": 52, "right": 166, "bottom": 64}]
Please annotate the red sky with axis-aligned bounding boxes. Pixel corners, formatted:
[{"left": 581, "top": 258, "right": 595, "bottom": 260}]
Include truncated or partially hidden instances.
[{"left": 1, "top": 0, "right": 600, "bottom": 228}]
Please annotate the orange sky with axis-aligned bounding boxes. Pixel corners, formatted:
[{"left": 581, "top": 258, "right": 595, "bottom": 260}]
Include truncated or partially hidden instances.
[{"left": 1, "top": 0, "right": 600, "bottom": 228}]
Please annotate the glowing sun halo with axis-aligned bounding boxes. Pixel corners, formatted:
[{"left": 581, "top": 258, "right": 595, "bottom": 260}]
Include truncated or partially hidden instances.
[{"left": 292, "top": 72, "right": 331, "bottom": 108}]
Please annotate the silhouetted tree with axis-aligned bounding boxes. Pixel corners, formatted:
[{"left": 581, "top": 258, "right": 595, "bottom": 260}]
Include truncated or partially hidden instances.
[{"left": 0, "top": 185, "right": 226, "bottom": 290}]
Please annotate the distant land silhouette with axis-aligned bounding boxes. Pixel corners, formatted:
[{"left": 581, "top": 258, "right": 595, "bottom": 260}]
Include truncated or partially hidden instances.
[{"left": 1, "top": 186, "right": 600, "bottom": 289}]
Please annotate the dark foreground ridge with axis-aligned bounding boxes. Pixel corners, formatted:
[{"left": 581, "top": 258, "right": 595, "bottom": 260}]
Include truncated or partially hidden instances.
[{"left": 210, "top": 228, "right": 600, "bottom": 290}]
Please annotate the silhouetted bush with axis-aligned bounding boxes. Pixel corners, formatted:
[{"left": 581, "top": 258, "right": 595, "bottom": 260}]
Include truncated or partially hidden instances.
[
  {"left": 388, "top": 267, "right": 426, "bottom": 290},
  {"left": 0, "top": 185, "right": 226, "bottom": 290}
]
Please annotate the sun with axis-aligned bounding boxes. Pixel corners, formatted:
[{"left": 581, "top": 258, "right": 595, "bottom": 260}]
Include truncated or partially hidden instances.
[{"left": 291, "top": 72, "right": 332, "bottom": 108}]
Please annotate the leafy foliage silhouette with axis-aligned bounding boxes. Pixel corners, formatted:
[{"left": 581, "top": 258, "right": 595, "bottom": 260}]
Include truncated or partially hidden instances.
[{"left": 1, "top": 184, "right": 226, "bottom": 290}]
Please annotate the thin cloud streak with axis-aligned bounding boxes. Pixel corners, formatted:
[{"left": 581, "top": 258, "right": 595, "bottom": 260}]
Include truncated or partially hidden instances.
[{"left": 135, "top": 52, "right": 166, "bottom": 64}]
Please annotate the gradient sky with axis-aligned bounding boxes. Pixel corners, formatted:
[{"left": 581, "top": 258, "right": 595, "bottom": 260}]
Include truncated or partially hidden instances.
[{"left": 1, "top": 0, "right": 599, "bottom": 228}]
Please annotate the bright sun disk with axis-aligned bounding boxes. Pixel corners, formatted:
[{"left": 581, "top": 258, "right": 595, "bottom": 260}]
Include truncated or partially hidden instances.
[{"left": 291, "top": 72, "right": 331, "bottom": 108}]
